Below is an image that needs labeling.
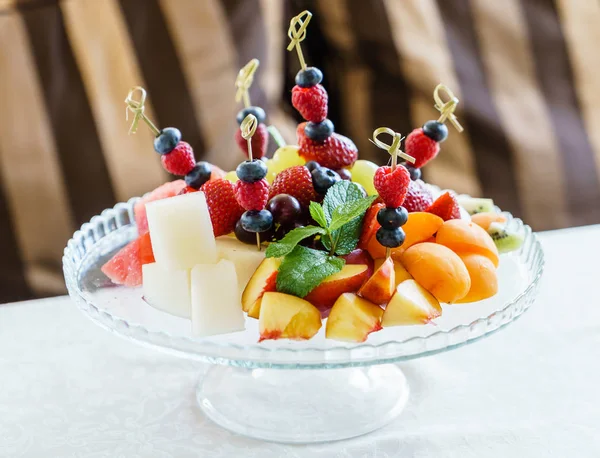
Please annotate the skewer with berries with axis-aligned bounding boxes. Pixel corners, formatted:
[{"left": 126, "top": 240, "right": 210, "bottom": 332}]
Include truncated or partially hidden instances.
[
  {"left": 287, "top": 10, "right": 358, "bottom": 194},
  {"left": 370, "top": 128, "right": 415, "bottom": 258}
]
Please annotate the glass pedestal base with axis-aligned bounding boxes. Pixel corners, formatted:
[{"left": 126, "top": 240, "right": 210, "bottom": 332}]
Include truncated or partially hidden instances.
[{"left": 196, "top": 364, "right": 409, "bottom": 443}]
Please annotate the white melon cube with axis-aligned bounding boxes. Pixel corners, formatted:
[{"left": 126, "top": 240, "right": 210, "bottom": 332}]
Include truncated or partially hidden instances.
[
  {"left": 142, "top": 263, "right": 191, "bottom": 318},
  {"left": 216, "top": 237, "right": 265, "bottom": 295},
  {"left": 191, "top": 259, "right": 246, "bottom": 337},
  {"left": 146, "top": 192, "right": 217, "bottom": 270}
]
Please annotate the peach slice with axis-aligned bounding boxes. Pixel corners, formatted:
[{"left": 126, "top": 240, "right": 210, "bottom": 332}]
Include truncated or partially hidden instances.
[
  {"left": 343, "top": 248, "right": 374, "bottom": 279},
  {"left": 357, "top": 257, "right": 395, "bottom": 305},
  {"left": 241, "top": 257, "right": 281, "bottom": 318},
  {"left": 436, "top": 219, "right": 499, "bottom": 267},
  {"left": 259, "top": 292, "right": 322, "bottom": 341},
  {"left": 470, "top": 212, "right": 507, "bottom": 231},
  {"left": 400, "top": 243, "right": 471, "bottom": 303},
  {"left": 374, "top": 258, "right": 412, "bottom": 287},
  {"left": 382, "top": 280, "right": 442, "bottom": 326},
  {"left": 457, "top": 253, "right": 498, "bottom": 303},
  {"left": 325, "top": 293, "right": 383, "bottom": 342},
  {"left": 304, "top": 264, "right": 369, "bottom": 314}
]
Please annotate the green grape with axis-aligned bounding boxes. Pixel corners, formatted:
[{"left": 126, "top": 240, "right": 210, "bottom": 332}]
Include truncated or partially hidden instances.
[
  {"left": 350, "top": 160, "right": 379, "bottom": 196},
  {"left": 224, "top": 170, "right": 239, "bottom": 183},
  {"left": 265, "top": 159, "right": 278, "bottom": 184},
  {"left": 271, "top": 145, "right": 305, "bottom": 173}
]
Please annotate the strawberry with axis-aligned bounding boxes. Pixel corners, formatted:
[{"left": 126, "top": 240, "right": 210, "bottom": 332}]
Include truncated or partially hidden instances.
[
  {"left": 358, "top": 202, "right": 385, "bottom": 250},
  {"left": 426, "top": 191, "right": 461, "bottom": 221},
  {"left": 139, "top": 232, "right": 155, "bottom": 265},
  {"left": 292, "top": 84, "right": 328, "bottom": 122},
  {"left": 404, "top": 128, "right": 440, "bottom": 168},
  {"left": 177, "top": 185, "right": 198, "bottom": 196},
  {"left": 161, "top": 141, "right": 196, "bottom": 175},
  {"left": 235, "top": 179, "right": 270, "bottom": 211},
  {"left": 235, "top": 122, "right": 269, "bottom": 159},
  {"left": 373, "top": 165, "right": 411, "bottom": 208},
  {"left": 297, "top": 123, "right": 358, "bottom": 169},
  {"left": 268, "top": 165, "right": 317, "bottom": 207},
  {"left": 201, "top": 179, "right": 245, "bottom": 237},
  {"left": 403, "top": 179, "right": 434, "bottom": 212}
]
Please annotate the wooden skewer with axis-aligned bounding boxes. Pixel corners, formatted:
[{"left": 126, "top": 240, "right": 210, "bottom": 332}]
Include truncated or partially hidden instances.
[
  {"left": 240, "top": 115, "right": 261, "bottom": 251},
  {"left": 287, "top": 10, "right": 312, "bottom": 70}
]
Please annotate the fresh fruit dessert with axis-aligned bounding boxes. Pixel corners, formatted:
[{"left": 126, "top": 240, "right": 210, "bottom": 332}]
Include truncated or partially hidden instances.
[{"left": 101, "top": 10, "right": 525, "bottom": 343}]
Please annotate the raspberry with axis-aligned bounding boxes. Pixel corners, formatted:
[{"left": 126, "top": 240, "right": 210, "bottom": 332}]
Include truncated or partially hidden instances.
[
  {"left": 403, "top": 180, "right": 434, "bottom": 212},
  {"left": 269, "top": 165, "right": 317, "bottom": 207},
  {"left": 292, "top": 85, "right": 328, "bottom": 122},
  {"left": 297, "top": 123, "right": 358, "bottom": 169},
  {"left": 426, "top": 191, "right": 461, "bottom": 221},
  {"left": 358, "top": 202, "right": 385, "bottom": 250},
  {"left": 235, "top": 123, "right": 269, "bottom": 159},
  {"left": 235, "top": 179, "right": 270, "bottom": 211},
  {"left": 404, "top": 128, "right": 440, "bottom": 168},
  {"left": 160, "top": 141, "right": 196, "bottom": 175},
  {"left": 373, "top": 165, "right": 411, "bottom": 208},
  {"left": 201, "top": 179, "right": 245, "bottom": 237}
]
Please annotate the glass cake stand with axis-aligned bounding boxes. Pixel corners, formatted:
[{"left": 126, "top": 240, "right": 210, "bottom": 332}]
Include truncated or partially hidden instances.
[{"left": 63, "top": 198, "right": 544, "bottom": 443}]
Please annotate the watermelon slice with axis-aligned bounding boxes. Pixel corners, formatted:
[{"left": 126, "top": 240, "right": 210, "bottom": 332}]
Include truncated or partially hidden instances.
[
  {"left": 134, "top": 180, "right": 186, "bottom": 234},
  {"left": 101, "top": 233, "right": 155, "bottom": 287}
]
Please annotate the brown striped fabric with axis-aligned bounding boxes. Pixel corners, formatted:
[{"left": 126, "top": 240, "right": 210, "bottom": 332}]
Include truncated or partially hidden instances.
[{"left": 1, "top": 0, "right": 599, "bottom": 302}]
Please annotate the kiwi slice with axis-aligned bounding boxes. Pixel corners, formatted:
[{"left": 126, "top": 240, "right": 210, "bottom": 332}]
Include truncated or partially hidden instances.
[
  {"left": 487, "top": 222, "right": 524, "bottom": 253},
  {"left": 457, "top": 197, "right": 495, "bottom": 215}
]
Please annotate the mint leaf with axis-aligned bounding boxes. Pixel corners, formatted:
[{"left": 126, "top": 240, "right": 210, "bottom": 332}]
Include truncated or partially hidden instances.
[
  {"left": 329, "top": 196, "right": 377, "bottom": 232},
  {"left": 322, "top": 181, "right": 373, "bottom": 255},
  {"left": 309, "top": 201, "right": 329, "bottom": 228},
  {"left": 276, "top": 246, "right": 345, "bottom": 297},
  {"left": 265, "top": 226, "right": 326, "bottom": 258}
]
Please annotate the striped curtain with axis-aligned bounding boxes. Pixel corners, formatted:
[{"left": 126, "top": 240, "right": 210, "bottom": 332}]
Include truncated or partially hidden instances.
[{"left": 1, "top": 0, "right": 599, "bottom": 303}]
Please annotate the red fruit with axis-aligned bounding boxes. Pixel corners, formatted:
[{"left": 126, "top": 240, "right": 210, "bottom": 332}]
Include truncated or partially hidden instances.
[
  {"left": 268, "top": 165, "right": 317, "bottom": 207},
  {"left": 403, "top": 179, "right": 434, "bottom": 212},
  {"left": 139, "top": 232, "right": 155, "bottom": 265},
  {"left": 201, "top": 179, "right": 245, "bottom": 237},
  {"left": 235, "top": 123, "right": 269, "bottom": 159},
  {"left": 101, "top": 237, "right": 142, "bottom": 287},
  {"left": 358, "top": 202, "right": 385, "bottom": 250},
  {"left": 292, "top": 85, "right": 328, "bottom": 122},
  {"left": 373, "top": 165, "right": 411, "bottom": 208},
  {"left": 426, "top": 191, "right": 461, "bottom": 221},
  {"left": 297, "top": 123, "right": 358, "bottom": 169},
  {"left": 211, "top": 165, "right": 227, "bottom": 180},
  {"left": 235, "top": 179, "right": 270, "bottom": 211},
  {"left": 160, "top": 141, "right": 196, "bottom": 175},
  {"left": 177, "top": 185, "right": 198, "bottom": 195},
  {"left": 134, "top": 180, "right": 186, "bottom": 234},
  {"left": 404, "top": 128, "right": 440, "bottom": 168}
]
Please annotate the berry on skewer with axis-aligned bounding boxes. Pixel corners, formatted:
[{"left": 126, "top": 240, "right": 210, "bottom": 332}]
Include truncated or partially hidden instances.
[
  {"left": 125, "top": 86, "right": 213, "bottom": 189},
  {"left": 235, "top": 114, "right": 273, "bottom": 250},
  {"left": 404, "top": 84, "right": 463, "bottom": 172},
  {"left": 370, "top": 127, "right": 416, "bottom": 259},
  {"left": 287, "top": 10, "right": 358, "bottom": 170},
  {"left": 234, "top": 59, "right": 269, "bottom": 159}
]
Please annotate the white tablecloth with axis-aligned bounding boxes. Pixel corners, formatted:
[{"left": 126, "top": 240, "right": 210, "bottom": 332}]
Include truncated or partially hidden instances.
[{"left": 1, "top": 226, "right": 599, "bottom": 457}]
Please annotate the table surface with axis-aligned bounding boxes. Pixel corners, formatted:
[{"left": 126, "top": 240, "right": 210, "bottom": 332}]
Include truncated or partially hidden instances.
[{"left": 1, "top": 225, "right": 600, "bottom": 457}]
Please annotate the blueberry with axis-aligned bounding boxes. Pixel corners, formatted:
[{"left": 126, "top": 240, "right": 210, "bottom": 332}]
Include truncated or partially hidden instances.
[
  {"left": 236, "top": 106, "right": 266, "bottom": 125},
  {"left": 236, "top": 159, "right": 268, "bottom": 183},
  {"left": 305, "top": 161, "right": 321, "bottom": 173},
  {"left": 422, "top": 120, "right": 448, "bottom": 143},
  {"left": 234, "top": 219, "right": 273, "bottom": 244},
  {"left": 311, "top": 167, "right": 341, "bottom": 195},
  {"left": 305, "top": 119, "right": 334, "bottom": 142},
  {"left": 295, "top": 67, "right": 323, "bottom": 88},
  {"left": 377, "top": 207, "right": 408, "bottom": 229},
  {"left": 185, "top": 161, "right": 212, "bottom": 189},
  {"left": 405, "top": 165, "right": 421, "bottom": 181},
  {"left": 375, "top": 226, "right": 406, "bottom": 248},
  {"left": 240, "top": 210, "right": 273, "bottom": 233},
  {"left": 153, "top": 127, "right": 181, "bottom": 154}
]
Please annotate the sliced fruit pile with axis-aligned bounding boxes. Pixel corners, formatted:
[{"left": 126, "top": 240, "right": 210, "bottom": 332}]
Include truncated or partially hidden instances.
[{"left": 101, "top": 9, "right": 526, "bottom": 342}]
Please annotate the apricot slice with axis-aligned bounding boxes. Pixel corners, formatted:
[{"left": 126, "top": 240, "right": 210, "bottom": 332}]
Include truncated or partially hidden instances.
[
  {"left": 400, "top": 243, "right": 470, "bottom": 303},
  {"left": 456, "top": 253, "right": 498, "bottom": 303},
  {"left": 366, "top": 212, "right": 444, "bottom": 260},
  {"left": 436, "top": 219, "right": 499, "bottom": 267},
  {"left": 470, "top": 212, "right": 507, "bottom": 231}
]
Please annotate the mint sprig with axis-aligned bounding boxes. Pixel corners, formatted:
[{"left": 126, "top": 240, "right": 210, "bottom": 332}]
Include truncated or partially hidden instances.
[
  {"left": 276, "top": 246, "right": 345, "bottom": 298},
  {"left": 266, "top": 181, "right": 375, "bottom": 297}
]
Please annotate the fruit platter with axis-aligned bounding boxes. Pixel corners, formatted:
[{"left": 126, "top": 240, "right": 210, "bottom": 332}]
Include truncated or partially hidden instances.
[{"left": 64, "top": 11, "right": 544, "bottom": 443}]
